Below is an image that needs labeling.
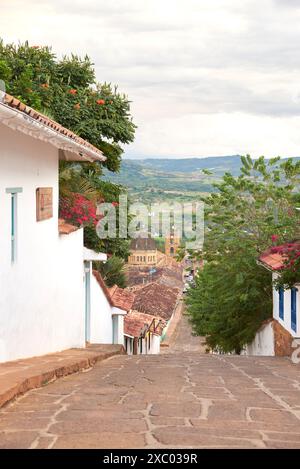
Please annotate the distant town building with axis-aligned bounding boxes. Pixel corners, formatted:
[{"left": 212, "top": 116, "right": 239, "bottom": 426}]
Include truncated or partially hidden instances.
[
  {"left": 128, "top": 236, "right": 157, "bottom": 266},
  {"left": 131, "top": 282, "right": 181, "bottom": 322},
  {"left": 165, "top": 233, "right": 180, "bottom": 257},
  {"left": 124, "top": 310, "right": 166, "bottom": 355}
]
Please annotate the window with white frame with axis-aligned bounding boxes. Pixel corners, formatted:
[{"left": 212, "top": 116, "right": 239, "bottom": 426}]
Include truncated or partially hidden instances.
[
  {"left": 279, "top": 287, "right": 284, "bottom": 321},
  {"left": 291, "top": 288, "right": 297, "bottom": 333},
  {"left": 6, "top": 188, "right": 22, "bottom": 263}
]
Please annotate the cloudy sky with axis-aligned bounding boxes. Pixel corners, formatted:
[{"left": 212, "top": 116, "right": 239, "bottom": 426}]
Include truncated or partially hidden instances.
[{"left": 1, "top": 0, "right": 300, "bottom": 158}]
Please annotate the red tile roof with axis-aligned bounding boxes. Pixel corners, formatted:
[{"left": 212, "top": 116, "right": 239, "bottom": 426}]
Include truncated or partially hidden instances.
[
  {"left": 1, "top": 93, "right": 105, "bottom": 162},
  {"left": 109, "top": 285, "right": 135, "bottom": 312},
  {"left": 92, "top": 271, "right": 135, "bottom": 312},
  {"left": 130, "top": 237, "right": 156, "bottom": 251},
  {"left": 131, "top": 282, "right": 180, "bottom": 320},
  {"left": 124, "top": 310, "right": 166, "bottom": 338},
  {"left": 259, "top": 242, "right": 300, "bottom": 271},
  {"left": 127, "top": 264, "right": 183, "bottom": 289},
  {"left": 58, "top": 219, "right": 80, "bottom": 235}
]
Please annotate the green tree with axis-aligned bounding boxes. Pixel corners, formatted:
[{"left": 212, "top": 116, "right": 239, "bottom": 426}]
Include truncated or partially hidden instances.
[
  {"left": 186, "top": 156, "right": 300, "bottom": 353},
  {"left": 0, "top": 40, "right": 136, "bottom": 171},
  {"left": 95, "top": 256, "right": 127, "bottom": 288},
  {"left": 0, "top": 39, "right": 136, "bottom": 260}
]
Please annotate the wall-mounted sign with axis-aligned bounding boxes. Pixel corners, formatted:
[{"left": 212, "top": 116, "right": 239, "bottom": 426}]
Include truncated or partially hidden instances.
[{"left": 36, "top": 187, "right": 53, "bottom": 221}]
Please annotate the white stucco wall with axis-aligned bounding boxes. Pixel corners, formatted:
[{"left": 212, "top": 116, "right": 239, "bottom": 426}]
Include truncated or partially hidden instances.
[
  {"left": 124, "top": 335, "right": 134, "bottom": 355},
  {"left": 0, "top": 123, "right": 85, "bottom": 362},
  {"left": 151, "top": 334, "right": 161, "bottom": 354},
  {"left": 242, "top": 321, "right": 275, "bottom": 356},
  {"left": 112, "top": 308, "right": 125, "bottom": 345},
  {"left": 124, "top": 331, "right": 161, "bottom": 355},
  {"left": 89, "top": 273, "right": 113, "bottom": 344},
  {"left": 272, "top": 274, "right": 300, "bottom": 337}
]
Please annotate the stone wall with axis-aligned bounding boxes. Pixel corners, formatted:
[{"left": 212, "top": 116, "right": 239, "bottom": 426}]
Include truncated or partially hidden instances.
[{"left": 273, "top": 319, "right": 294, "bottom": 357}]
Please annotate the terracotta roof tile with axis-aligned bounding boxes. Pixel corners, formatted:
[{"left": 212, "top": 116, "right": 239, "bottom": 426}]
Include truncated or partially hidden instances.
[
  {"left": 1, "top": 93, "right": 105, "bottom": 162},
  {"left": 109, "top": 285, "right": 135, "bottom": 311},
  {"left": 130, "top": 237, "right": 156, "bottom": 251},
  {"left": 131, "top": 282, "right": 180, "bottom": 321},
  {"left": 58, "top": 218, "right": 80, "bottom": 235},
  {"left": 124, "top": 310, "right": 166, "bottom": 338},
  {"left": 127, "top": 264, "right": 183, "bottom": 289},
  {"left": 259, "top": 241, "right": 300, "bottom": 270},
  {"left": 92, "top": 271, "right": 135, "bottom": 311}
]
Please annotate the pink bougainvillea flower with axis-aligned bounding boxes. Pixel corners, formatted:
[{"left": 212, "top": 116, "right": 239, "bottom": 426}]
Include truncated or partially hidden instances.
[{"left": 59, "top": 193, "right": 98, "bottom": 228}]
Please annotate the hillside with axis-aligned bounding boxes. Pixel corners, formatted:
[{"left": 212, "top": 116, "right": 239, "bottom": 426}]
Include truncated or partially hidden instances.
[
  {"left": 102, "top": 155, "right": 299, "bottom": 204},
  {"left": 133, "top": 155, "right": 243, "bottom": 175}
]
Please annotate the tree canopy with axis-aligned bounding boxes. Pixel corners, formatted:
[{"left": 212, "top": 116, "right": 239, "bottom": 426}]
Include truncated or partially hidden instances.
[
  {"left": 0, "top": 39, "right": 136, "bottom": 172},
  {"left": 186, "top": 156, "right": 300, "bottom": 353}
]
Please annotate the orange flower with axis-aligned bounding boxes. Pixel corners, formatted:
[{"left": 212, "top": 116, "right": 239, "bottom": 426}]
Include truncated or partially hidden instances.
[
  {"left": 69, "top": 89, "right": 77, "bottom": 95},
  {"left": 96, "top": 99, "right": 105, "bottom": 105},
  {"left": 41, "top": 83, "right": 49, "bottom": 88},
  {"left": 74, "top": 103, "right": 81, "bottom": 110}
]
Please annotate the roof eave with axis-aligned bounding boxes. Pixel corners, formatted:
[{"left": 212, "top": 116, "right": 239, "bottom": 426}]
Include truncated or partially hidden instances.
[{"left": 0, "top": 96, "right": 106, "bottom": 163}]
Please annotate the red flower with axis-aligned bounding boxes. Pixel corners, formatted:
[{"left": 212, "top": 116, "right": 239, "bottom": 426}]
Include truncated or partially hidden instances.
[
  {"left": 59, "top": 193, "right": 98, "bottom": 228},
  {"left": 271, "top": 234, "right": 279, "bottom": 243},
  {"left": 69, "top": 89, "right": 77, "bottom": 95},
  {"left": 111, "top": 201, "right": 119, "bottom": 207},
  {"left": 96, "top": 99, "right": 105, "bottom": 105}
]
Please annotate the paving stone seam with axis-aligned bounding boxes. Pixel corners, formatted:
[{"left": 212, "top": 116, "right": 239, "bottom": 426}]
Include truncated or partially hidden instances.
[
  {"left": 19, "top": 357, "right": 125, "bottom": 449},
  {"left": 215, "top": 355, "right": 300, "bottom": 422}
]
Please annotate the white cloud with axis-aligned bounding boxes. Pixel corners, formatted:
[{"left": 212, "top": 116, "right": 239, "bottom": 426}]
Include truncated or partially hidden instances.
[{"left": 1, "top": 0, "right": 300, "bottom": 158}]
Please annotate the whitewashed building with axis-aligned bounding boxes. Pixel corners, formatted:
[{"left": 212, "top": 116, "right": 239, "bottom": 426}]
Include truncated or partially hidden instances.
[
  {"left": 243, "top": 243, "right": 300, "bottom": 356},
  {"left": 0, "top": 92, "right": 116, "bottom": 363},
  {"left": 124, "top": 310, "right": 166, "bottom": 355},
  {"left": 91, "top": 271, "right": 135, "bottom": 345}
]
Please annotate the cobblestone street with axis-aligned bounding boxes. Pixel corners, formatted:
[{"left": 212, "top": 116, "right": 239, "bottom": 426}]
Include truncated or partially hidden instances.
[{"left": 1, "top": 314, "right": 300, "bottom": 449}]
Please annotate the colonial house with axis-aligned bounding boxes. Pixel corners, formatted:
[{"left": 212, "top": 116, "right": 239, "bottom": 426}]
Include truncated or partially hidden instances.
[
  {"left": 91, "top": 271, "right": 135, "bottom": 345},
  {"left": 243, "top": 242, "right": 300, "bottom": 357},
  {"left": 130, "top": 281, "right": 181, "bottom": 341},
  {"left": 124, "top": 310, "right": 166, "bottom": 355},
  {"left": 0, "top": 92, "right": 116, "bottom": 363},
  {"left": 127, "top": 236, "right": 157, "bottom": 266},
  {"left": 127, "top": 251, "right": 183, "bottom": 288}
]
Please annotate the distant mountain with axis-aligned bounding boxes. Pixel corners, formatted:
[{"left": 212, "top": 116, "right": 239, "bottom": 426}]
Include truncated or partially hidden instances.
[
  {"left": 102, "top": 155, "right": 300, "bottom": 204},
  {"left": 132, "top": 155, "right": 243, "bottom": 175}
]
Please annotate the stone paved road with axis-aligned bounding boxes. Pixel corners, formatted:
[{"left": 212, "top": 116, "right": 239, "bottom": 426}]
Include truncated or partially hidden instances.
[{"left": 1, "top": 314, "right": 300, "bottom": 449}]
